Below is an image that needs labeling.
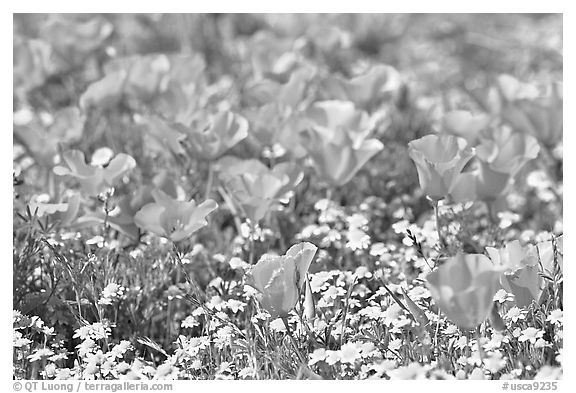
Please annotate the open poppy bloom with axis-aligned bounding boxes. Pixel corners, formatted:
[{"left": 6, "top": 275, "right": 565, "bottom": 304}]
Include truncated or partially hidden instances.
[
  {"left": 177, "top": 110, "right": 249, "bottom": 161},
  {"left": 486, "top": 240, "right": 539, "bottom": 271},
  {"left": 40, "top": 15, "right": 113, "bottom": 67},
  {"left": 77, "top": 170, "right": 178, "bottom": 240},
  {"left": 217, "top": 156, "right": 303, "bottom": 223},
  {"left": 81, "top": 53, "right": 205, "bottom": 112},
  {"left": 28, "top": 192, "right": 81, "bottom": 228},
  {"left": 500, "top": 80, "right": 563, "bottom": 148},
  {"left": 81, "top": 54, "right": 172, "bottom": 110},
  {"left": 245, "top": 65, "right": 314, "bottom": 110},
  {"left": 408, "top": 134, "right": 473, "bottom": 201},
  {"left": 244, "top": 104, "right": 286, "bottom": 149},
  {"left": 134, "top": 189, "right": 218, "bottom": 242},
  {"left": 300, "top": 100, "right": 383, "bottom": 187},
  {"left": 14, "top": 36, "right": 62, "bottom": 96},
  {"left": 426, "top": 253, "right": 504, "bottom": 330},
  {"left": 443, "top": 110, "right": 492, "bottom": 146},
  {"left": 321, "top": 64, "right": 400, "bottom": 110},
  {"left": 450, "top": 129, "right": 539, "bottom": 203},
  {"left": 246, "top": 242, "right": 317, "bottom": 318},
  {"left": 54, "top": 149, "right": 136, "bottom": 196},
  {"left": 487, "top": 240, "right": 543, "bottom": 308},
  {"left": 14, "top": 107, "right": 84, "bottom": 166}
]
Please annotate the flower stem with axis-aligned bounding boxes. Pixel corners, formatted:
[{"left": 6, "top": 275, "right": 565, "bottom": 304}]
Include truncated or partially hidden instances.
[
  {"left": 204, "top": 162, "right": 214, "bottom": 201},
  {"left": 475, "top": 325, "right": 485, "bottom": 364},
  {"left": 249, "top": 221, "right": 255, "bottom": 265},
  {"left": 281, "top": 316, "right": 306, "bottom": 365},
  {"left": 432, "top": 199, "right": 446, "bottom": 249},
  {"left": 485, "top": 201, "right": 496, "bottom": 226},
  {"left": 433, "top": 307, "right": 441, "bottom": 358}
]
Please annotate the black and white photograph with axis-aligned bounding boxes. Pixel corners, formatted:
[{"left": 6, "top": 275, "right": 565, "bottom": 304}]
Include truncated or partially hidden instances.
[{"left": 12, "top": 12, "right": 563, "bottom": 383}]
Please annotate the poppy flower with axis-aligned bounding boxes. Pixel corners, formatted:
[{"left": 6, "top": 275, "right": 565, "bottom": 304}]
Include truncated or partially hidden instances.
[
  {"left": 246, "top": 242, "right": 317, "bottom": 318},
  {"left": 450, "top": 129, "right": 539, "bottom": 202},
  {"left": 79, "top": 69, "right": 127, "bottom": 111},
  {"left": 486, "top": 240, "right": 539, "bottom": 272},
  {"left": 40, "top": 15, "right": 113, "bottom": 67},
  {"left": 28, "top": 192, "right": 81, "bottom": 228},
  {"left": 13, "top": 37, "right": 61, "bottom": 95},
  {"left": 14, "top": 107, "right": 84, "bottom": 167},
  {"left": 178, "top": 110, "right": 249, "bottom": 161},
  {"left": 78, "top": 170, "right": 177, "bottom": 239},
  {"left": 426, "top": 253, "right": 504, "bottom": 330},
  {"left": 111, "top": 54, "right": 171, "bottom": 103},
  {"left": 497, "top": 74, "right": 540, "bottom": 102},
  {"left": 321, "top": 64, "right": 400, "bottom": 110},
  {"left": 501, "top": 265, "right": 544, "bottom": 308},
  {"left": 500, "top": 80, "right": 562, "bottom": 148},
  {"left": 443, "top": 110, "right": 492, "bottom": 146},
  {"left": 300, "top": 100, "right": 383, "bottom": 187},
  {"left": 134, "top": 189, "right": 218, "bottom": 242},
  {"left": 246, "top": 31, "right": 297, "bottom": 80},
  {"left": 81, "top": 53, "right": 205, "bottom": 112},
  {"left": 244, "top": 104, "right": 286, "bottom": 149},
  {"left": 54, "top": 149, "right": 136, "bottom": 196},
  {"left": 217, "top": 156, "right": 303, "bottom": 223},
  {"left": 408, "top": 134, "right": 473, "bottom": 201},
  {"left": 138, "top": 115, "right": 187, "bottom": 156},
  {"left": 477, "top": 128, "right": 540, "bottom": 176},
  {"left": 487, "top": 240, "right": 543, "bottom": 308},
  {"left": 81, "top": 54, "right": 172, "bottom": 111},
  {"left": 244, "top": 66, "right": 313, "bottom": 110}
]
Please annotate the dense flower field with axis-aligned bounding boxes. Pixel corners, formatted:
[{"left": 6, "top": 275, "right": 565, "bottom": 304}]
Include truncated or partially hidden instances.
[{"left": 13, "top": 14, "right": 563, "bottom": 380}]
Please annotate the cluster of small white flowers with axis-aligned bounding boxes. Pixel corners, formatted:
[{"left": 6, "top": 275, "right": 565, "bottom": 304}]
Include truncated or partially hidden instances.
[
  {"left": 175, "top": 335, "right": 210, "bottom": 360},
  {"left": 493, "top": 289, "right": 515, "bottom": 303},
  {"left": 13, "top": 331, "right": 32, "bottom": 348},
  {"left": 505, "top": 307, "right": 527, "bottom": 323},
  {"left": 98, "top": 282, "right": 125, "bottom": 305},
  {"left": 73, "top": 322, "right": 112, "bottom": 341}
]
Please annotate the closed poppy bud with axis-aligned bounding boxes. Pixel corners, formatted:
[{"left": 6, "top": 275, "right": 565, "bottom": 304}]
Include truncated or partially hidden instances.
[
  {"left": 246, "top": 242, "right": 317, "bottom": 319},
  {"left": 426, "top": 253, "right": 503, "bottom": 330},
  {"left": 408, "top": 134, "right": 473, "bottom": 201},
  {"left": 486, "top": 240, "right": 543, "bottom": 308},
  {"left": 134, "top": 189, "right": 218, "bottom": 242},
  {"left": 300, "top": 100, "right": 383, "bottom": 186},
  {"left": 401, "top": 288, "right": 430, "bottom": 327},
  {"left": 54, "top": 149, "right": 136, "bottom": 196}
]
